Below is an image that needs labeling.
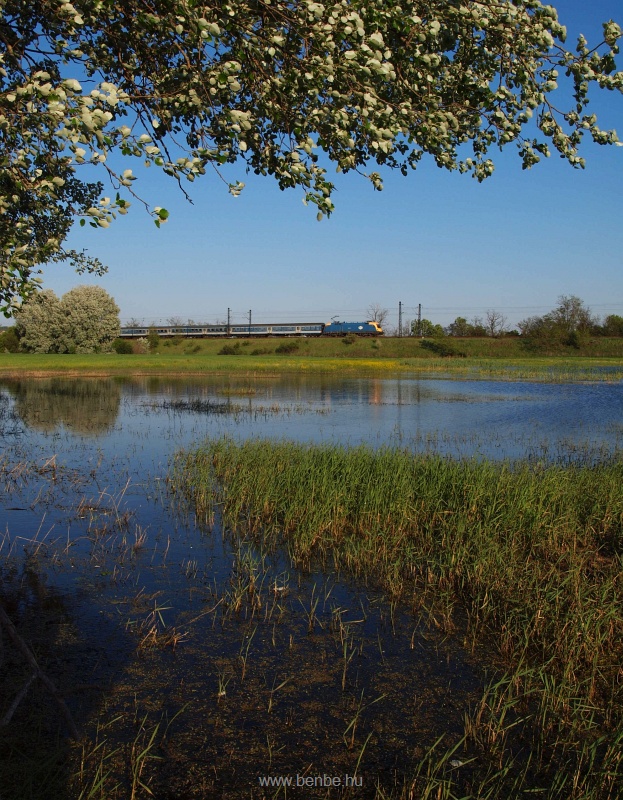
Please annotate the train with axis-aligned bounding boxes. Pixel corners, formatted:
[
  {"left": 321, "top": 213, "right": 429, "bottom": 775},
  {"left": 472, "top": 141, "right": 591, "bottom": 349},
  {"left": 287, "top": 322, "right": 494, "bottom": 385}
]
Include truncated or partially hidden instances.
[{"left": 119, "top": 320, "right": 384, "bottom": 338}]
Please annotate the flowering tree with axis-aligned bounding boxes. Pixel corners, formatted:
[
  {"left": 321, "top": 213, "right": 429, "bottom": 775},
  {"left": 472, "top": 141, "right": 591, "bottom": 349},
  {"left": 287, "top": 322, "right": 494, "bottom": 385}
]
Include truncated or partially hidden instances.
[
  {"left": 1, "top": 0, "right": 622, "bottom": 313},
  {"left": 15, "top": 285, "right": 120, "bottom": 352},
  {"left": 12, "top": 289, "right": 64, "bottom": 353},
  {"left": 59, "top": 284, "right": 120, "bottom": 352}
]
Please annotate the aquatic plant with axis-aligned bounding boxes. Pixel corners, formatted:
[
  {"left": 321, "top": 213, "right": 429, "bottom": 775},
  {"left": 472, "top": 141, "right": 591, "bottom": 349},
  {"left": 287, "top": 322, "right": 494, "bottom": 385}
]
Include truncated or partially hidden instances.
[{"left": 173, "top": 438, "right": 623, "bottom": 793}]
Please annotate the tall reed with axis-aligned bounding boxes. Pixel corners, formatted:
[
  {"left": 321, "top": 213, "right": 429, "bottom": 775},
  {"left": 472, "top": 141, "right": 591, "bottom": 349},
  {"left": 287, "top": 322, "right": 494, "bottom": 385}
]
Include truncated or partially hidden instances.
[{"left": 172, "top": 438, "right": 623, "bottom": 791}]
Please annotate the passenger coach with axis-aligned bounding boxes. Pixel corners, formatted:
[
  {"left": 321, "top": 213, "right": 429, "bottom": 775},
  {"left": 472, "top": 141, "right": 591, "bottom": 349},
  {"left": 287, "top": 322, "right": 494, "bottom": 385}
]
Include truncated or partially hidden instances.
[{"left": 119, "top": 320, "right": 384, "bottom": 338}]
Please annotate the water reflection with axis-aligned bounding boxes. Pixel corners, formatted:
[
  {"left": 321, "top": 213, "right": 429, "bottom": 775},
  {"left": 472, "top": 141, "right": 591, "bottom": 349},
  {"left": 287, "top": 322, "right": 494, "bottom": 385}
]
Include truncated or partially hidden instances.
[
  {"left": 1, "top": 374, "right": 621, "bottom": 460},
  {"left": 2, "top": 378, "right": 121, "bottom": 436}
]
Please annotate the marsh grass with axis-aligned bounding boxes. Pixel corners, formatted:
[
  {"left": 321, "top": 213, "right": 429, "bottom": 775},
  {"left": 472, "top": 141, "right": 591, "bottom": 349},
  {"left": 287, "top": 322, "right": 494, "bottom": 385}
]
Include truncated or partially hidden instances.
[
  {"left": 157, "top": 398, "right": 237, "bottom": 414},
  {"left": 148, "top": 396, "right": 321, "bottom": 420},
  {"left": 173, "top": 438, "right": 623, "bottom": 795}
]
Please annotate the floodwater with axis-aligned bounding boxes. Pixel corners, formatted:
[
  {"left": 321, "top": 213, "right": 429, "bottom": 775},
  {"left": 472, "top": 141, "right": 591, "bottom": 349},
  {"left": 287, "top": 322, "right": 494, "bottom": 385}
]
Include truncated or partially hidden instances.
[{"left": 0, "top": 374, "right": 622, "bottom": 799}]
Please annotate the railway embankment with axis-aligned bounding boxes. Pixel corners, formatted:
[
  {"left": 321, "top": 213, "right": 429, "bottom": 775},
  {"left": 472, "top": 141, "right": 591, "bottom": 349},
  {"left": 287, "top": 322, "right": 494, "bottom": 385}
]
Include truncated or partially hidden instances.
[{"left": 1, "top": 336, "right": 623, "bottom": 381}]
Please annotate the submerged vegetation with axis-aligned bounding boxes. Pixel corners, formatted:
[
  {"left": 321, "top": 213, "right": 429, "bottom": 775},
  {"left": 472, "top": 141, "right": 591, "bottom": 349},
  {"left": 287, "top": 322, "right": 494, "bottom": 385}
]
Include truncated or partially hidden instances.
[{"left": 173, "top": 439, "right": 623, "bottom": 796}]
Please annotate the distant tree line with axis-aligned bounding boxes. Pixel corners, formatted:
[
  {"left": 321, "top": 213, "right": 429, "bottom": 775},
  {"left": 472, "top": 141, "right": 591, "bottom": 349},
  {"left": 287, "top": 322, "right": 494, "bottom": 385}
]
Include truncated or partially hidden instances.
[
  {"left": 517, "top": 297, "right": 623, "bottom": 348},
  {"left": 412, "top": 309, "right": 511, "bottom": 338},
  {"left": 2, "top": 294, "right": 623, "bottom": 353},
  {"left": 411, "top": 297, "right": 623, "bottom": 347}
]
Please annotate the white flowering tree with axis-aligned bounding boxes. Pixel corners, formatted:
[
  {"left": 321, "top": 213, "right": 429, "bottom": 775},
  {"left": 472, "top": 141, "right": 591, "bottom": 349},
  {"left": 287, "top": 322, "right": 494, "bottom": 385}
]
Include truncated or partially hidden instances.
[
  {"left": 15, "top": 285, "right": 120, "bottom": 352},
  {"left": 58, "top": 284, "right": 120, "bottom": 352},
  {"left": 1, "top": 0, "right": 622, "bottom": 313},
  {"left": 12, "top": 289, "right": 64, "bottom": 353}
]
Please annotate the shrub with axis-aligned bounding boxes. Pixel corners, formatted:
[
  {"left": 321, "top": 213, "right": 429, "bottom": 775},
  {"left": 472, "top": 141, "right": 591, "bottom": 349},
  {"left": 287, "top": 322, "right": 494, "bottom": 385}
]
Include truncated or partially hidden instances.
[
  {"left": 275, "top": 341, "right": 299, "bottom": 354},
  {"left": 413, "top": 319, "right": 445, "bottom": 337},
  {"left": 147, "top": 326, "right": 160, "bottom": 351},
  {"left": 420, "top": 339, "right": 466, "bottom": 357},
  {"left": 112, "top": 338, "right": 133, "bottom": 354},
  {"left": 565, "top": 329, "right": 590, "bottom": 350},
  {"left": 519, "top": 296, "right": 597, "bottom": 351},
  {"left": 219, "top": 342, "right": 241, "bottom": 355},
  {"left": 0, "top": 327, "right": 20, "bottom": 352},
  {"left": 133, "top": 337, "right": 150, "bottom": 353},
  {"left": 341, "top": 334, "right": 356, "bottom": 345}
]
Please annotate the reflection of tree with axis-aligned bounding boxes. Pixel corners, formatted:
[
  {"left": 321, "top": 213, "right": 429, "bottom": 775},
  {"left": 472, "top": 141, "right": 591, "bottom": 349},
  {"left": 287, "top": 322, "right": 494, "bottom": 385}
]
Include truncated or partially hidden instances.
[{"left": 3, "top": 379, "right": 121, "bottom": 435}]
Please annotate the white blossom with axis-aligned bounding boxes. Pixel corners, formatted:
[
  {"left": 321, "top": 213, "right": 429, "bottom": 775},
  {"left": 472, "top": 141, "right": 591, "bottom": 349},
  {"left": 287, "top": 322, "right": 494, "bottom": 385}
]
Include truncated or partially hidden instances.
[{"left": 0, "top": 0, "right": 621, "bottom": 312}]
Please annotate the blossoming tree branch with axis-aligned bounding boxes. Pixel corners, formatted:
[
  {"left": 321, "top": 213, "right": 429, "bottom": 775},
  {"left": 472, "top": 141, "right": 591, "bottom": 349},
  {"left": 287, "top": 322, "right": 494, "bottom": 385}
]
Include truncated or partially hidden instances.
[{"left": 1, "top": 0, "right": 621, "bottom": 312}]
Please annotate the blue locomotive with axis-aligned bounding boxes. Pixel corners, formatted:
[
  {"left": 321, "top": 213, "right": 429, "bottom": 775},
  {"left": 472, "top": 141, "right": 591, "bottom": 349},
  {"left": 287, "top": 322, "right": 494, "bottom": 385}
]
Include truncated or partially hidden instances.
[{"left": 321, "top": 320, "right": 384, "bottom": 336}]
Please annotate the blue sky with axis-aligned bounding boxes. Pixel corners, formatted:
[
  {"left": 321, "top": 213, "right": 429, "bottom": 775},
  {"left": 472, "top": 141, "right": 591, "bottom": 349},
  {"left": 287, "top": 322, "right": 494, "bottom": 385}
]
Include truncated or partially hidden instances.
[{"left": 43, "top": 0, "right": 623, "bottom": 332}]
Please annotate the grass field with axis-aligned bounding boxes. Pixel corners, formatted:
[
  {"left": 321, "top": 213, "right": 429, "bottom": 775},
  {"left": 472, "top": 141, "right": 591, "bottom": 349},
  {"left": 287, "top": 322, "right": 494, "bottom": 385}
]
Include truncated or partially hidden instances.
[{"left": 1, "top": 335, "right": 623, "bottom": 381}]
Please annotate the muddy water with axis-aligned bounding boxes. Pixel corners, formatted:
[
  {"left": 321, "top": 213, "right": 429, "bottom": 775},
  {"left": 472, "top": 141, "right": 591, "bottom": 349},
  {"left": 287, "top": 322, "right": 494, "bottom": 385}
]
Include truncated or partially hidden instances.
[{"left": 0, "top": 374, "right": 622, "bottom": 798}]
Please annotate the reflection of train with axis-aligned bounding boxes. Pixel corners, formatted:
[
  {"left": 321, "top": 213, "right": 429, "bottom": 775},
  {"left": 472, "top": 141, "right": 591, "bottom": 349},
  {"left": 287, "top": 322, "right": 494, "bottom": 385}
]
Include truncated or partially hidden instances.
[{"left": 119, "top": 320, "right": 384, "bottom": 338}]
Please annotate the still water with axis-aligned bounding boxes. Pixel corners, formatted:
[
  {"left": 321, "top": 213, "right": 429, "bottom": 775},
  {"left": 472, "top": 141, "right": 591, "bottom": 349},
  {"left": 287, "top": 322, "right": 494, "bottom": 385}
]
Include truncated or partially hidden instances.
[
  {"left": 0, "top": 374, "right": 622, "bottom": 798},
  {"left": 2, "top": 373, "right": 622, "bottom": 460}
]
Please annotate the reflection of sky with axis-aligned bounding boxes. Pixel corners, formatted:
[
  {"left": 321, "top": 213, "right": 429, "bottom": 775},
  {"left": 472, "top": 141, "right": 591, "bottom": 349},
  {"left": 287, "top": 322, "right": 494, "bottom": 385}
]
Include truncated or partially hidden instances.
[{"left": 1, "top": 376, "right": 622, "bottom": 470}]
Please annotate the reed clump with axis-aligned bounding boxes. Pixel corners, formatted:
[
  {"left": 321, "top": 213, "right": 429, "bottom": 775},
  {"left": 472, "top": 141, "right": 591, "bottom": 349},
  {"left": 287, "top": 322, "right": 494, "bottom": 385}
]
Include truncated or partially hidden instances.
[{"left": 173, "top": 439, "right": 623, "bottom": 792}]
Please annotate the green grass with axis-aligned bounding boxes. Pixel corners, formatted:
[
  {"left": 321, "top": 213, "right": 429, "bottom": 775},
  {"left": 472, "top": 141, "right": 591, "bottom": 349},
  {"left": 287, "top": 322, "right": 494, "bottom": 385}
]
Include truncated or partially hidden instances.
[
  {"left": 1, "top": 337, "right": 623, "bottom": 382},
  {"left": 151, "top": 334, "right": 623, "bottom": 360},
  {"left": 172, "top": 439, "right": 623, "bottom": 795}
]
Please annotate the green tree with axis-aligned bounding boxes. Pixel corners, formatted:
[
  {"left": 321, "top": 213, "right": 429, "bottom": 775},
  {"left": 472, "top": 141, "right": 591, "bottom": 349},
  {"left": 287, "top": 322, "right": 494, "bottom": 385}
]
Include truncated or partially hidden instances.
[
  {"left": 147, "top": 325, "right": 160, "bottom": 351},
  {"left": 603, "top": 314, "right": 623, "bottom": 336},
  {"left": 1, "top": 1, "right": 622, "bottom": 312},
  {"left": 0, "top": 324, "right": 19, "bottom": 351},
  {"left": 469, "top": 316, "right": 488, "bottom": 337},
  {"left": 519, "top": 295, "right": 597, "bottom": 348},
  {"left": 549, "top": 295, "right": 597, "bottom": 337},
  {"left": 446, "top": 315, "right": 491, "bottom": 336},
  {"left": 15, "top": 285, "right": 119, "bottom": 352},
  {"left": 413, "top": 318, "right": 444, "bottom": 337},
  {"left": 446, "top": 317, "right": 471, "bottom": 337}
]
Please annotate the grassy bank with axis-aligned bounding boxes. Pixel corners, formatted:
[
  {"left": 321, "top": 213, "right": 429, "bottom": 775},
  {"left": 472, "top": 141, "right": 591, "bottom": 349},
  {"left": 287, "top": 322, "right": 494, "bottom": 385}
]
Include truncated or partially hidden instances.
[
  {"left": 1, "top": 344, "right": 623, "bottom": 382},
  {"left": 152, "top": 334, "right": 623, "bottom": 360},
  {"left": 173, "top": 439, "right": 623, "bottom": 796}
]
